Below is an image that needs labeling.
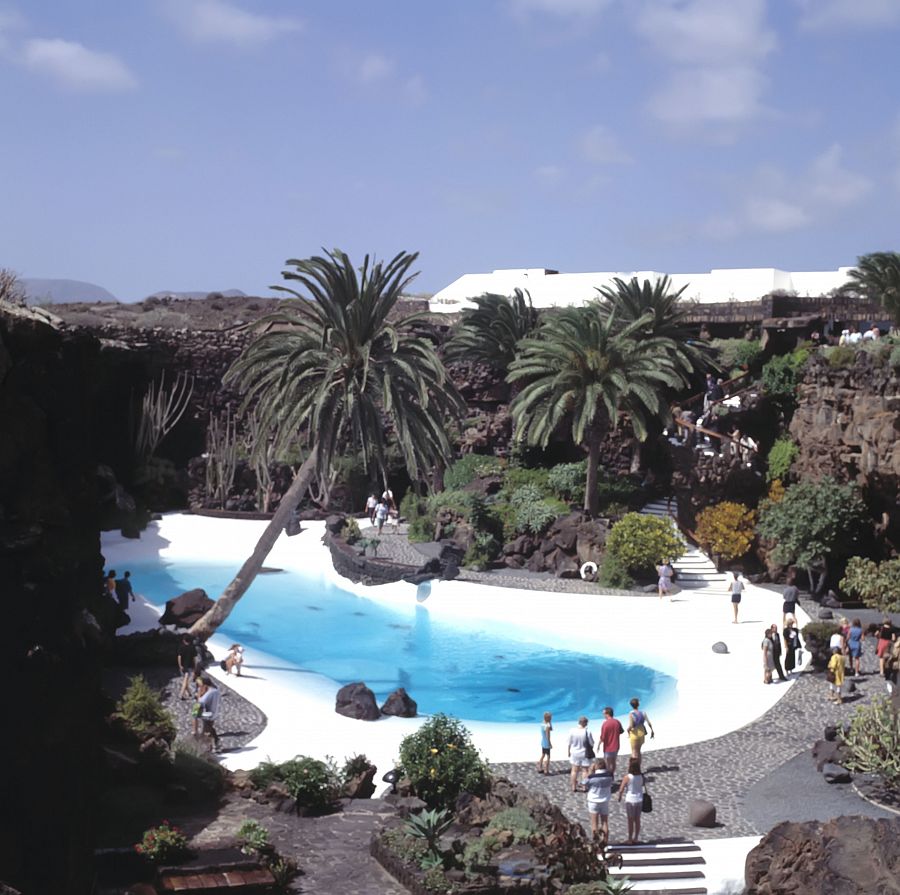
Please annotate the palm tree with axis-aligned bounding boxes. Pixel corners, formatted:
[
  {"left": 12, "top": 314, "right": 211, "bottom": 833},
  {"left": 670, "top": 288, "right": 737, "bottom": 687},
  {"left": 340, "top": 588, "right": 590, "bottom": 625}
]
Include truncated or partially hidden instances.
[
  {"left": 507, "top": 306, "right": 685, "bottom": 516},
  {"left": 444, "top": 289, "right": 540, "bottom": 371},
  {"left": 594, "top": 276, "right": 711, "bottom": 379},
  {"left": 838, "top": 252, "right": 900, "bottom": 323},
  {"left": 189, "top": 249, "right": 464, "bottom": 638}
]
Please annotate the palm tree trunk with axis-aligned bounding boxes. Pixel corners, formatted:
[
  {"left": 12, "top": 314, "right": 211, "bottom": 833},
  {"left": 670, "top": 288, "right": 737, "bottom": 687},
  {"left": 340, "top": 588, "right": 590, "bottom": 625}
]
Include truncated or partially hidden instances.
[
  {"left": 189, "top": 448, "right": 318, "bottom": 639},
  {"left": 584, "top": 428, "right": 602, "bottom": 516}
]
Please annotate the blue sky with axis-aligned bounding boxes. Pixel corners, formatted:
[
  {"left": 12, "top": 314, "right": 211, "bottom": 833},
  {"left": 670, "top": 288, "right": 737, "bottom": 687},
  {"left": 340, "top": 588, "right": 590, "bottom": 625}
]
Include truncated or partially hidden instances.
[{"left": 1, "top": 0, "right": 898, "bottom": 300}]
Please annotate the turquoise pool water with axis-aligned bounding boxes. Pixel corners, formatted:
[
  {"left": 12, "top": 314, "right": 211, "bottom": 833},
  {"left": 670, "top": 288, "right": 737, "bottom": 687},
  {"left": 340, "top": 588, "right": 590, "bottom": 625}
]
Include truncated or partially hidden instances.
[{"left": 128, "top": 559, "right": 676, "bottom": 723}]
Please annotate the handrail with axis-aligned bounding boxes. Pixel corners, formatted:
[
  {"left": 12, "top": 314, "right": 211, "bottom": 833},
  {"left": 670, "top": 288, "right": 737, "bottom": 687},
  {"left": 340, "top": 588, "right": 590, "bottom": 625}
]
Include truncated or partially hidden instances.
[
  {"left": 678, "top": 370, "right": 751, "bottom": 412},
  {"left": 672, "top": 416, "right": 760, "bottom": 453}
]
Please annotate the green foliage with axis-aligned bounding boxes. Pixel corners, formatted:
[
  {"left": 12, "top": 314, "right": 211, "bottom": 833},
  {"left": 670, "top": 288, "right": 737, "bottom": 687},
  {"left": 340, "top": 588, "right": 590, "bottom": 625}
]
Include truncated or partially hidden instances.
[
  {"left": 342, "top": 517, "right": 362, "bottom": 545},
  {"left": 757, "top": 478, "right": 867, "bottom": 571},
  {"left": 890, "top": 345, "right": 900, "bottom": 369},
  {"left": 800, "top": 622, "right": 840, "bottom": 644},
  {"left": 596, "top": 474, "right": 642, "bottom": 510},
  {"left": 341, "top": 753, "right": 373, "bottom": 781},
  {"left": 116, "top": 675, "right": 176, "bottom": 743},
  {"left": 248, "top": 755, "right": 341, "bottom": 813},
  {"left": 839, "top": 251, "right": 900, "bottom": 324},
  {"left": 761, "top": 351, "right": 808, "bottom": 415},
  {"left": 463, "top": 531, "right": 500, "bottom": 570},
  {"left": 135, "top": 821, "right": 189, "bottom": 863},
  {"left": 237, "top": 820, "right": 270, "bottom": 855},
  {"left": 597, "top": 552, "right": 635, "bottom": 589},
  {"left": 507, "top": 484, "right": 558, "bottom": 535},
  {"left": 427, "top": 490, "right": 487, "bottom": 527},
  {"left": 422, "top": 866, "right": 457, "bottom": 892},
  {"left": 711, "top": 338, "right": 763, "bottom": 373},
  {"left": 485, "top": 807, "right": 540, "bottom": 842},
  {"left": 462, "top": 835, "right": 501, "bottom": 874},
  {"left": 444, "top": 454, "right": 504, "bottom": 490},
  {"left": 605, "top": 513, "right": 686, "bottom": 576},
  {"left": 567, "top": 882, "right": 634, "bottom": 895},
  {"left": 382, "top": 826, "right": 429, "bottom": 865},
  {"left": 766, "top": 437, "right": 798, "bottom": 483},
  {"left": 841, "top": 697, "right": 900, "bottom": 786},
  {"left": 510, "top": 483, "right": 545, "bottom": 508},
  {"left": 840, "top": 556, "right": 900, "bottom": 612},
  {"left": 501, "top": 465, "right": 551, "bottom": 498},
  {"left": 405, "top": 808, "right": 454, "bottom": 865},
  {"left": 547, "top": 461, "right": 587, "bottom": 502},
  {"left": 172, "top": 739, "right": 227, "bottom": 800},
  {"left": 398, "top": 714, "right": 490, "bottom": 810},
  {"left": 826, "top": 345, "right": 857, "bottom": 368},
  {"left": 694, "top": 501, "right": 756, "bottom": 562}
]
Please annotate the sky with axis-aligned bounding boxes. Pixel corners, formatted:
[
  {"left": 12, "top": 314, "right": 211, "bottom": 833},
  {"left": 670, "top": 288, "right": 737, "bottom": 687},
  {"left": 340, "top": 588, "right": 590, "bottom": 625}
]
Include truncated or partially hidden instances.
[{"left": 1, "top": 0, "right": 899, "bottom": 301}]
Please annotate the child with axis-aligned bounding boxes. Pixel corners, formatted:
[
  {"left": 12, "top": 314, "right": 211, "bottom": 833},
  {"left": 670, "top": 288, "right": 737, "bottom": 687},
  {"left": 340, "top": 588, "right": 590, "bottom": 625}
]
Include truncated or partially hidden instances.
[
  {"left": 585, "top": 758, "right": 614, "bottom": 844},
  {"left": 537, "top": 712, "right": 552, "bottom": 775},
  {"left": 827, "top": 646, "right": 845, "bottom": 703}
]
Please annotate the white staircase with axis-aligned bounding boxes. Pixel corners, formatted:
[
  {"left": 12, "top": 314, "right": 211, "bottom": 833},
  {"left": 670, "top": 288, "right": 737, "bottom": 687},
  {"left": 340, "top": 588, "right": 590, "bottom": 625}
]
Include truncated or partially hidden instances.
[
  {"left": 640, "top": 499, "right": 727, "bottom": 590},
  {"left": 607, "top": 840, "right": 708, "bottom": 894}
]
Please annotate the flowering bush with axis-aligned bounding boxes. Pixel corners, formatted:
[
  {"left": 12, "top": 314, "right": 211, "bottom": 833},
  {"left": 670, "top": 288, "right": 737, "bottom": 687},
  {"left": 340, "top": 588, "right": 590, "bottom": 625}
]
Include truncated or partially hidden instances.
[
  {"left": 248, "top": 755, "right": 341, "bottom": 813},
  {"left": 398, "top": 714, "right": 489, "bottom": 810},
  {"left": 605, "top": 513, "right": 686, "bottom": 576},
  {"left": 135, "top": 821, "right": 189, "bottom": 863},
  {"left": 695, "top": 501, "right": 756, "bottom": 563}
]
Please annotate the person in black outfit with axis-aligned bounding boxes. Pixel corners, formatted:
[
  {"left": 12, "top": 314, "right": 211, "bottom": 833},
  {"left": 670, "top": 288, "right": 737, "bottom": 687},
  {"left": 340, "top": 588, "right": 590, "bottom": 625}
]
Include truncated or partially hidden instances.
[
  {"left": 115, "top": 570, "right": 134, "bottom": 611},
  {"left": 769, "top": 624, "right": 787, "bottom": 681},
  {"left": 177, "top": 634, "right": 198, "bottom": 700},
  {"left": 783, "top": 616, "right": 801, "bottom": 675}
]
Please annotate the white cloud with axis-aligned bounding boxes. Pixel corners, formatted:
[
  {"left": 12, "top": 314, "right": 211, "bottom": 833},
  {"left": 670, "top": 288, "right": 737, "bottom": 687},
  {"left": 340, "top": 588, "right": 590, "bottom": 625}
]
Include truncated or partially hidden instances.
[
  {"left": 633, "top": 0, "right": 776, "bottom": 130},
  {"left": 794, "top": 0, "right": 900, "bottom": 29},
  {"left": 508, "top": 0, "right": 611, "bottom": 17},
  {"left": 357, "top": 52, "right": 394, "bottom": 84},
  {"left": 22, "top": 38, "right": 137, "bottom": 91},
  {"left": 579, "top": 125, "right": 631, "bottom": 164},
  {"left": 809, "top": 144, "right": 872, "bottom": 207},
  {"left": 344, "top": 52, "right": 428, "bottom": 107},
  {"left": 163, "top": 0, "right": 302, "bottom": 47},
  {"left": 744, "top": 197, "right": 811, "bottom": 232}
]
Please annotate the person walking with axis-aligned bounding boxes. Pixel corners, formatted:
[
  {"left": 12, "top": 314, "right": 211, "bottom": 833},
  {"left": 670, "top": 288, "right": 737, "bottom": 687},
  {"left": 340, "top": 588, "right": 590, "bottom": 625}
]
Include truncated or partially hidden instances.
[
  {"left": 177, "top": 634, "right": 197, "bottom": 699},
  {"left": 627, "top": 697, "right": 654, "bottom": 759},
  {"left": 585, "top": 759, "right": 614, "bottom": 845},
  {"left": 656, "top": 560, "right": 674, "bottom": 600},
  {"left": 537, "top": 711, "right": 553, "bottom": 775},
  {"left": 197, "top": 677, "right": 221, "bottom": 751},
  {"left": 374, "top": 499, "right": 389, "bottom": 534},
  {"left": 769, "top": 624, "right": 787, "bottom": 681},
  {"left": 876, "top": 617, "right": 897, "bottom": 677},
  {"left": 114, "top": 570, "right": 134, "bottom": 611},
  {"left": 761, "top": 628, "right": 775, "bottom": 684},
  {"left": 727, "top": 571, "right": 747, "bottom": 623},
  {"left": 847, "top": 618, "right": 865, "bottom": 679},
  {"left": 617, "top": 757, "right": 645, "bottom": 845},
  {"left": 365, "top": 493, "right": 378, "bottom": 524},
  {"left": 783, "top": 616, "right": 801, "bottom": 675},
  {"left": 567, "top": 716, "right": 594, "bottom": 793},
  {"left": 105, "top": 569, "right": 117, "bottom": 602},
  {"left": 599, "top": 706, "right": 625, "bottom": 776},
  {"left": 827, "top": 647, "right": 845, "bottom": 703},
  {"left": 781, "top": 575, "right": 799, "bottom": 629}
]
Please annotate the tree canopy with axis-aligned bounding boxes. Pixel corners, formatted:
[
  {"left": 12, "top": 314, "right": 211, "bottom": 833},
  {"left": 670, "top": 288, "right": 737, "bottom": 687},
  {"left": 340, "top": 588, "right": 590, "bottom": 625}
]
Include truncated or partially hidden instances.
[{"left": 839, "top": 252, "right": 900, "bottom": 324}]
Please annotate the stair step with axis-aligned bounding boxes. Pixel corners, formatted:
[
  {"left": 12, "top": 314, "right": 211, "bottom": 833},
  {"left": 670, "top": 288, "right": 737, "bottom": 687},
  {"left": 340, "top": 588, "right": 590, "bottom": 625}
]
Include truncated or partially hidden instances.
[
  {"left": 622, "top": 856, "right": 707, "bottom": 867},
  {"left": 611, "top": 870, "right": 705, "bottom": 881},
  {"left": 623, "top": 888, "right": 707, "bottom": 895},
  {"left": 611, "top": 843, "right": 701, "bottom": 854}
]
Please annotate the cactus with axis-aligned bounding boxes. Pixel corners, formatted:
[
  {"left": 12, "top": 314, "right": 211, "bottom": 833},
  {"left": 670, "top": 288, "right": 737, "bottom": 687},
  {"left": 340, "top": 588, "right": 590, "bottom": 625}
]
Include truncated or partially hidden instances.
[
  {"left": 131, "top": 371, "right": 194, "bottom": 466},
  {"left": 205, "top": 409, "right": 239, "bottom": 507},
  {"left": 841, "top": 696, "right": 900, "bottom": 785}
]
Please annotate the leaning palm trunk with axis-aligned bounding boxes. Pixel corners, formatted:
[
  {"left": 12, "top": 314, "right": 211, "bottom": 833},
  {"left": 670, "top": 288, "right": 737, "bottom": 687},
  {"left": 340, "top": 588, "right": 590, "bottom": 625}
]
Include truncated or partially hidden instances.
[{"left": 189, "top": 448, "right": 318, "bottom": 639}]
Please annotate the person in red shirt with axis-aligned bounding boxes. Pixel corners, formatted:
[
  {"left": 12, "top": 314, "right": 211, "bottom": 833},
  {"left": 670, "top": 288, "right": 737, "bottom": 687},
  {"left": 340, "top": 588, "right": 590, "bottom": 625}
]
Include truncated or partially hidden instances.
[{"left": 599, "top": 706, "right": 625, "bottom": 776}]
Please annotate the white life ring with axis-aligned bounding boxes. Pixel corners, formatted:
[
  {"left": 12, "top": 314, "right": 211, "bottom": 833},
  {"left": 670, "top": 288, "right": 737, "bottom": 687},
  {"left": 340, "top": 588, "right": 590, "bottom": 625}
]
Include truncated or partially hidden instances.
[{"left": 580, "top": 561, "right": 598, "bottom": 580}]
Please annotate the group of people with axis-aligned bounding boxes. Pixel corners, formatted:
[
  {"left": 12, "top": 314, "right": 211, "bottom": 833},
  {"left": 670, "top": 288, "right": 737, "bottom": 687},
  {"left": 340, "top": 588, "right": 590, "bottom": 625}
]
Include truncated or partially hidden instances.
[
  {"left": 104, "top": 569, "right": 134, "bottom": 613},
  {"left": 177, "top": 633, "right": 223, "bottom": 750},
  {"left": 838, "top": 325, "right": 881, "bottom": 345},
  {"left": 826, "top": 616, "right": 900, "bottom": 703},
  {"left": 538, "top": 698, "right": 656, "bottom": 845},
  {"left": 364, "top": 487, "right": 398, "bottom": 534},
  {"left": 761, "top": 616, "right": 803, "bottom": 684}
]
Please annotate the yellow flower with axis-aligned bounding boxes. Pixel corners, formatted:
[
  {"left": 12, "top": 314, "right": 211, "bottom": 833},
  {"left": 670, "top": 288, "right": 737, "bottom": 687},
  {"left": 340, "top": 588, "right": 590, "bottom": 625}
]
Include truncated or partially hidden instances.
[
  {"left": 430, "top": 768, "right": 436, "bottom": 777},
  {"left": 430, "top": 748, "right": 439, "bottom": 754},
  {"left": 448, "top": 744, "right": 456, "bottom": 749}
]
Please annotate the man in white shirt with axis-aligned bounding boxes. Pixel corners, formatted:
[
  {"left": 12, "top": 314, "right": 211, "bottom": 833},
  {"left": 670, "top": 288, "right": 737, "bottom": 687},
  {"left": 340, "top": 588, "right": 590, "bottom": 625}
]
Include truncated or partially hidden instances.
[{"left": 198, "top": 677, "right": 221, "bottom": 751}]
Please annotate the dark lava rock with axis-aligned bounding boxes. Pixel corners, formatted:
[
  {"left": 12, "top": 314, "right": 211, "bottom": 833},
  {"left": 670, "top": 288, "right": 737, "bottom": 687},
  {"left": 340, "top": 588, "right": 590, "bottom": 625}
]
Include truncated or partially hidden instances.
[
  {"left": 712, "top": 641, "right": 729, "bottom": 654},
  {"left": 158, "top": 588, "right": 214, "bottom": 627},
  {"left": 689, "top": 799, "right": 717, "bottom": 827},
  {"left": 824, "top": 723, "right": 838, "bottom": 742},
  {"left": 381, "top": 687, "right": 417, "bottom": 717},
  {"left": 817, "top": 608, "right": 834, "bottom": 620},
  {"left": 342, "top": 764, "right": 377, "bottom": 800},
  {"left": 335, "top": 681, "right": 380, "bottom": 720},
  {"left": 745, "top": 817, "right": 900, "bottom": 894},
  {"left": 821, "top": 762, "right": 851, "bottom": 784},
  {"left": 812, "top": 740, "right": 850, "bottom": 772}
]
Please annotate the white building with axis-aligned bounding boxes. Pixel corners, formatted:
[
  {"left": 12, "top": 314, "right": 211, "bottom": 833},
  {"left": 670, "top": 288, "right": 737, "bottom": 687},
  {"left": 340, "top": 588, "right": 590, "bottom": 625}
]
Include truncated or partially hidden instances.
[{"left": 429, "top": 266, "right": 854, "bottom": 314}]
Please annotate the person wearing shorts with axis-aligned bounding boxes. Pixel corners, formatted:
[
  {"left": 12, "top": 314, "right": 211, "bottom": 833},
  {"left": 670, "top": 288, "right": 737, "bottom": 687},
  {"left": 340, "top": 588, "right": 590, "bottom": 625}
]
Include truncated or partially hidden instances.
[
  {"left": 618, "top": 757, "right": 645, "bottom": 845},
  {"left": 876, "top": 618, "right": 896, "bottom": 677},
  {"left": 847, "top": 618, "right": 865, "bottom": 678},
  {"left": 584, "top": 759, "right": 614, "bottom": 843},
  {"left": 537, "top": 711, "right": 552, "bottom": 775},
  {"left": 599, "top": 706, "right": 624, "bottom": 776},
  {"left": 627, "top": 697, "right": 654, "bottom": 759},
  {"left": 567, "top": 716, "right": 593, "bottom": 792},
  {"left": 728, "top": 571, "right": 747, "bottom": 624}
]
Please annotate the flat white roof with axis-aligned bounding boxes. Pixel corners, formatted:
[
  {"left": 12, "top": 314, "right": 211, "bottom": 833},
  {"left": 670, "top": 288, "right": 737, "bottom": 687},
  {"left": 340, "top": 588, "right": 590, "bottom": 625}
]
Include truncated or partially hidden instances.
[{"left": 430, "top": 266, "right": 855, "bottom": 312}]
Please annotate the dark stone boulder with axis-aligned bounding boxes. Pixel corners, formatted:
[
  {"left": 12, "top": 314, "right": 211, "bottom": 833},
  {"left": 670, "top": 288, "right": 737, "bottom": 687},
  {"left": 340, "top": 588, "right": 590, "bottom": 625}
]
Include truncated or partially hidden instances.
[
  {"left": 689, "top": 799, "right": 717, "bottom": 827},
  {"left": 159, "top": 588, "right": 214, "bottom": 627},
  {"left": 335, "top": 682, "right": 380, "bottom": 721},
  {"left": 812, "top": 740, "right": 850, "bottom": 772},
  {"left": 712, "top": 641, "right": 729, "bottom": 654},
  {"left": 745, "top": 817, "right": 900, "bottom": 894},
  {"left": 821, "top": 591, "right": 842, "bottom": 609},
  {"left": 341, "top": 763, "right": 377, "bottom": 800},
  {"left": 823, "top": 723, "right": 838, "bottom": 742},
  {"left": 381, "top": 688, "right": 417, "bottom": 717},
  {"left": 821, "top": 762, "right": 851, "bottom": 784},
  {"left": 817, "top": 608, "right": 834, "bottom": 620}
]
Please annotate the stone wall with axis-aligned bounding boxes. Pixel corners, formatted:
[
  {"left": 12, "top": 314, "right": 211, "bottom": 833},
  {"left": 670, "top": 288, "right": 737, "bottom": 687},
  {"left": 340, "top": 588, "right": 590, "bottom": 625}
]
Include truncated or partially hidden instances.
[{"left": 1, "top": 305, "right": 109, "bottom": 894}]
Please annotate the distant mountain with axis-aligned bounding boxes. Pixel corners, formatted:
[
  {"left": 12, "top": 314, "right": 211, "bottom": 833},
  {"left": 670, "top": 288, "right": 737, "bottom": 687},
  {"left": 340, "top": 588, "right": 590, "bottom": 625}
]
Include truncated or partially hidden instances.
[
  {"left": 145, "top": 289, "right": 247, "bottom": 300},
  {"left": 22, "top": 278, "right": 118, "bottom": 305}
]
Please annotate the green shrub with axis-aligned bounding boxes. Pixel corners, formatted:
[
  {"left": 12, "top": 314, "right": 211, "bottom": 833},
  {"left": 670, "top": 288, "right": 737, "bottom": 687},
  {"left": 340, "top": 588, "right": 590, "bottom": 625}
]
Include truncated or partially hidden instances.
[
  {"left": 237, "top": 820, "right": 270, "bottom": 855},
  {"left": 422, "top": 866, "right": 457, "bottom": 892},
  {"left": 398, "top": 714, "right": 490, "bottom": 810},
  {"left": 116, "top": 675, "right": 176, "bottom": 743},
  {"left": 766, "top": 437, "right": 798, "bottom": 483},
  {"left": 826, "top": 345, "right": 856, "bottom": 368},
  {"left": 341, "top": 753, "right": 373, "bottom": 782},
  {"left": 761, "top": 352, "right": 808, "bottom": 416},
  {"left": 547, "top": 461, "right": 587, "bottom": 502},
  {"left": 463, "top": 835, "right": 500, "bottom": 874},
  {"left": 485, "top": 807, "right": 541, "bottom": 842},
  {"left": 605, "top": 513, "right": 686, "bottom": 576},
  {"left": 501, "top": 466, "right": 551, "bottom": 498},
  {"left": 510, "top": 483, "right": 545, "bottom": 508},
  {"left": 463, "top": 531, "right": 500, "bottom": 570},
  {"left": 135, "top": 821, "right": 189, "bottom": 863},
  {"left": 172, "top": 739, "right": 227, "bottom": 800},
  {"left": 890, "top": 345, "right": 900, "bottom": 370},
  {"left": 405, "top": 808, "right": 454, "bottom": 867},
  {"left": 596, "top": 475, "right": 642, "bottom": 510},
  {"left": 841, "top": 697, "right": 900, "bottom": 786},
  {"left": 840, "top": 556, "right": 900, "bottom": 612},
  {"left": 444, "top": 454, "right": 504, "bottom": 490},
  {"left": 711, "top": 338, "right": 763, "bottom": 373},
  {"left": 695, "top": 501, "right": 756, "bottom": 562},
  {"left": 597, "top": 552, "right": 634, "bottom": 589},
  {"left": 382, "top": 826, "right": 428, "bottom": 865},
  {"left": 342, "top": 517, "right": 362, "bottom": 544},
  {"left": 514, "top": 499, "right": 559, "bottom": 536},
  {"left": 248, "top": 756, "right": 341, "bottom": 813},
  {"left": 408, "top": 515, "right": 435, "bottom": 542},
  {"left": 427, "top": 490, "right": 487, "bottom": 526}
]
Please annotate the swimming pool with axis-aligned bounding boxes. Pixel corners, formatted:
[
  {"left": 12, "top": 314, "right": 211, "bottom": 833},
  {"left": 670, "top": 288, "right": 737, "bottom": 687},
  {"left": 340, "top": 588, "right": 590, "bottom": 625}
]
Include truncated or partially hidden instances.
[{"left": 128, "top": 558, "right": 676, "bottom": 724}]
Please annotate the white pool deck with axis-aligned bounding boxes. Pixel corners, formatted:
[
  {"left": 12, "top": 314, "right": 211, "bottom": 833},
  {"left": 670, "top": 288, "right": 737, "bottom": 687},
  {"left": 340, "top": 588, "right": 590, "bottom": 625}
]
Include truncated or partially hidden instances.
[{"left": 104, "top": 512, "right": 801, "bottom": 892}]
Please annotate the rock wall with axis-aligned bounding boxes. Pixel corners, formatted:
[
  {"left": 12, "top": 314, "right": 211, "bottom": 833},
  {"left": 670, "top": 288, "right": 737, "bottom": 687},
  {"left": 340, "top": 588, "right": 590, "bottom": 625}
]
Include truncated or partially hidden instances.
[{"left": 1, "top": 305, "right": 109, "bottom": 894}]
